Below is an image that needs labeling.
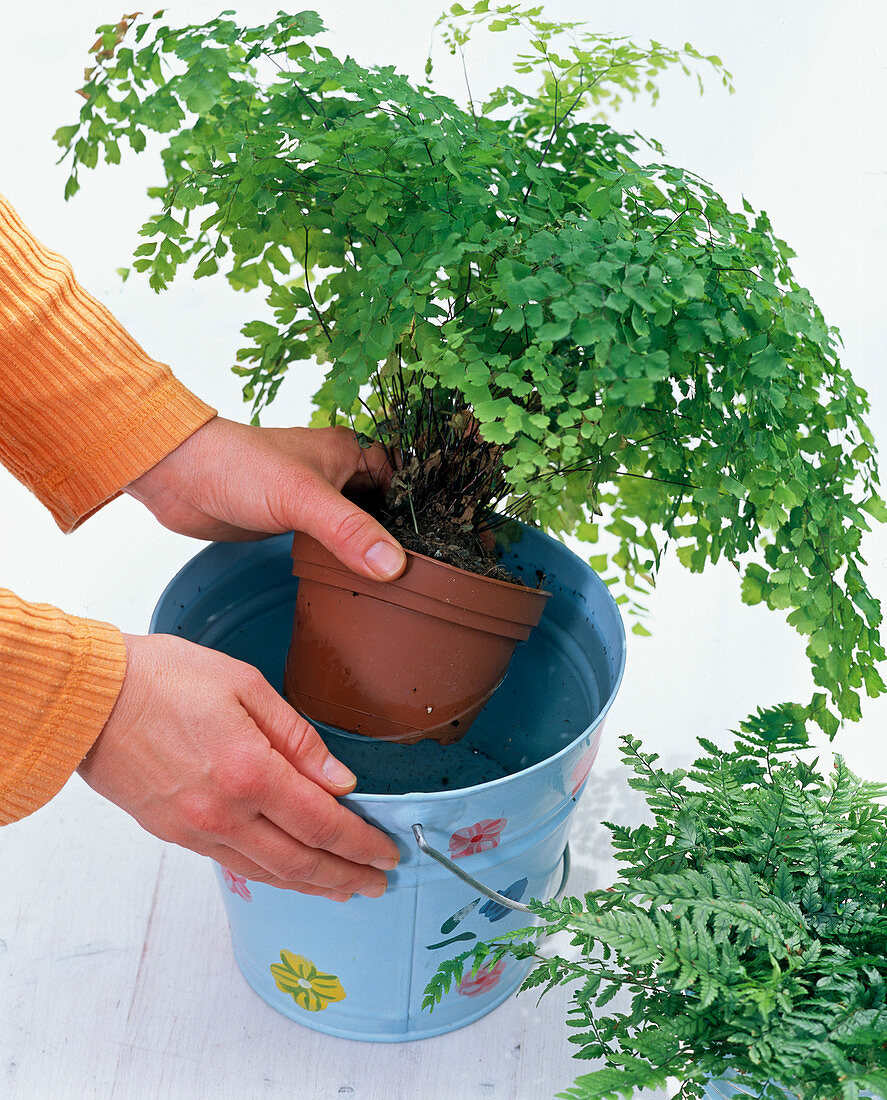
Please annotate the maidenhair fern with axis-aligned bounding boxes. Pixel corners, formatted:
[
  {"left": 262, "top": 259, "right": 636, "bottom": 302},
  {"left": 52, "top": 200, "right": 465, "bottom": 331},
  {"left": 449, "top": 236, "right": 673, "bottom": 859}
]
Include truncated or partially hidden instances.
[{"left": 55, "top": 4, "right": 884, "bottom": 734}]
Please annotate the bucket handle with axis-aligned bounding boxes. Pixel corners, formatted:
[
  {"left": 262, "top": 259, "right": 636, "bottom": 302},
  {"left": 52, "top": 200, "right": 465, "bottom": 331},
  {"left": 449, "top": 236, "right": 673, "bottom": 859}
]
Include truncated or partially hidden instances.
[{"left": 411, "top": 824, "right": 571, "bottom": 913}]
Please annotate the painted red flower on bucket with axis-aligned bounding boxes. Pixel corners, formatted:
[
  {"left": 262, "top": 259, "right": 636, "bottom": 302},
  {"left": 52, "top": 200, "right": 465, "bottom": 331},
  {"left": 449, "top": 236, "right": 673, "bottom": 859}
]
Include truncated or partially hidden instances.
[
  {"left": 220, "top": 867, "right": 252, "bottom": 901},
  {"left": 571, "top": 740, "right": 601, "bottom": 796},
  {"left": 457, "top": 960, "right": 506, "bottom": 997},
  {"left": 448, "top": 818, "right": 507, "bottom": 859}
]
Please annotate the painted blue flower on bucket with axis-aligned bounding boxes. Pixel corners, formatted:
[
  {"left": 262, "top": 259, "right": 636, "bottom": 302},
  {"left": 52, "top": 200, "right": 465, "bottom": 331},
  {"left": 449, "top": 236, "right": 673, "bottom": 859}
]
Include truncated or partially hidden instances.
[
  {"left": 479, "top": 879, "right": 528, "bottom": 923},
  {"left": 427, "top": 875, "right": 529, "bottom": 951}
]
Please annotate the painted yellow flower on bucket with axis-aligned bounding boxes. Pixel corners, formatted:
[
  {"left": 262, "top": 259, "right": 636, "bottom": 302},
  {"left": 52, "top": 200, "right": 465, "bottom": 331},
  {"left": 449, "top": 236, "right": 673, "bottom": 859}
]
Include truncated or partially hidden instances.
[{"left": 270, "top": 950, "right": 346, "bottom": 1012}]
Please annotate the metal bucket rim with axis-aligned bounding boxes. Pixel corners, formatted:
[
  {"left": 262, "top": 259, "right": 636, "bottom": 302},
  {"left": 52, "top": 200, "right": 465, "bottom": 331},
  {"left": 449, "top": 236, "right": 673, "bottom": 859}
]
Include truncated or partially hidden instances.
[{"left": 149, "top": 527, "right": 627, "bottom": 803}]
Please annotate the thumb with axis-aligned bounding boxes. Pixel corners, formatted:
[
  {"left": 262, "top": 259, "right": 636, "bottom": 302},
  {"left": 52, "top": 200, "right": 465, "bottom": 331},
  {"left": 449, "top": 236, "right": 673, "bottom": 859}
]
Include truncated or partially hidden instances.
[{"left": 286, "top": 475, "right": 407, "bottom": 581}]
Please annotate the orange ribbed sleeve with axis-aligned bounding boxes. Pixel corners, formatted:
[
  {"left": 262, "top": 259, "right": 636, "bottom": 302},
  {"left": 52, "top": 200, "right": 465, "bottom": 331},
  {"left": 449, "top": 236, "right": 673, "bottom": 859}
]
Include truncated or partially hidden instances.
[
  {"left": 0, "top": 193, "right": 216, "bottom": 822},
  {"left": 0, "top": 590, "right": 125, "bottom": 825},
  {"left": 0, "top": 193, "right": 215, "bottom": 530}
]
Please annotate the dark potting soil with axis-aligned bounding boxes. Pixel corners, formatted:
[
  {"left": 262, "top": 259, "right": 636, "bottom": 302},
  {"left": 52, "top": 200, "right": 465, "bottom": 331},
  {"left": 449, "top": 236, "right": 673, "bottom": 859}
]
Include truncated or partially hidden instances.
[
  {"left": 386, "top": 512, "right": 521, "bottom": 584},
  {"left": 347, "top": 488, "right": 524, "bottom": 585}
]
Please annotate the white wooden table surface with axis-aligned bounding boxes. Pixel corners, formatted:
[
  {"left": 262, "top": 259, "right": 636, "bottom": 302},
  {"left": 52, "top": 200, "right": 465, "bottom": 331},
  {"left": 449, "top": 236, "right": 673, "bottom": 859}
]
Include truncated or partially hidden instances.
[{"left": 2, "top": 3, "right": 884, "bottom": 1098}]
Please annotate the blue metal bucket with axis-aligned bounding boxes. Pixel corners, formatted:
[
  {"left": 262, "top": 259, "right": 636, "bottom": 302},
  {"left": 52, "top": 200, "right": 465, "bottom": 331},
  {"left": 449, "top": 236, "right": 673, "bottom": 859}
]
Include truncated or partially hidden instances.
[
  {"left": 150, "top": 526, "right": 625, "bottom": 1041},
  {"left": 705, "top": 1079, "right": 874, "bottom": 1099}
]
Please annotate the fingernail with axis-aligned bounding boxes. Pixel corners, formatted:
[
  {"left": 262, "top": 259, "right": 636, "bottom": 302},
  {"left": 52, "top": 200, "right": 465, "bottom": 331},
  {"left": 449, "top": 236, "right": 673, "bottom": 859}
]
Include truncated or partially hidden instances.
[
  {"left": 358, "top": 881, "right": 387, "bottom": 899},
  {"left": 322, "top": 756, "right": 356, "bottom": 789},
  {"left": 365, "top": 540, "right": 406, "bottom": 579},
  {"left": 371, "top": 855, "right": 399, "bottom": 871}
]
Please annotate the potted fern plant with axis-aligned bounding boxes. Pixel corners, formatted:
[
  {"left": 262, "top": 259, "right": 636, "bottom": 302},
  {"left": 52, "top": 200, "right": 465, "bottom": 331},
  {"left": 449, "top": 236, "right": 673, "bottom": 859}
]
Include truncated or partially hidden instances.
[
  {"left": 425, "top": 706, "right": 887, "bottom": 1100},
  {"left": 55, "top": 3, "right": 885, "bottom": 742}
]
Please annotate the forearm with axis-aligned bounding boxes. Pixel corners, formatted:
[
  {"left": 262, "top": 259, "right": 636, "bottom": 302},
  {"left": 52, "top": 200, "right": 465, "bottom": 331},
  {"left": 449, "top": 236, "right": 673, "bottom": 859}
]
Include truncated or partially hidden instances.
[
  {"left": 0, "top": 194, "right": 215, "bottom": 531},
  {"left": 0, "top": 588, "right": 126, "bottom": 824}
]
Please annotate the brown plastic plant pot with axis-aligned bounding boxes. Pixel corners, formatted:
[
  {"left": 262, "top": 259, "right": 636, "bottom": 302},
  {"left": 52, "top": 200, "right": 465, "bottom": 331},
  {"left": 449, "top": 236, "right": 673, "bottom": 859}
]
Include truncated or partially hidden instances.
[{"left": 282, "top": 531, "right": 551, "bottom": 745}]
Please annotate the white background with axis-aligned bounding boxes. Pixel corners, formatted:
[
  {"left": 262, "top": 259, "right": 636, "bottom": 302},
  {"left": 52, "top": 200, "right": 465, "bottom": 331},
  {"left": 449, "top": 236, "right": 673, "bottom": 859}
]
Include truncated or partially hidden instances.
[{"left": 1, "top": 3, "right": 885, "bottom": 1098}]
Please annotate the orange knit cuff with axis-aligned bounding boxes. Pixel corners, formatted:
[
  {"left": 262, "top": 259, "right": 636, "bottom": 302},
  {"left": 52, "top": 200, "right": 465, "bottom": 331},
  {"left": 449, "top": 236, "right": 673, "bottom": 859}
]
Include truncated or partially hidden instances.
[
  {"left": 39, "top": 373, "right": 216, "bottom": 533},
  {"left": 0, "top": 590, "right": 126, "bottom": 824}
]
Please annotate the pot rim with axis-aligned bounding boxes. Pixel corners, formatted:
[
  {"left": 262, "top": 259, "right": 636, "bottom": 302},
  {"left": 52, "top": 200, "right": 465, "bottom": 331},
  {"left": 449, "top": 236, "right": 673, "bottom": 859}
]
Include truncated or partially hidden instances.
[{"left": 292, "top": 528, "right": 553, "bottom": 598}]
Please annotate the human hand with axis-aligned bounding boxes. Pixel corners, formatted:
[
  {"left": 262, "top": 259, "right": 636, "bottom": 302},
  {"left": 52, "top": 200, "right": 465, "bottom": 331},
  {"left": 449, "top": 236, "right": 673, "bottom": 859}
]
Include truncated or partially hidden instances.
[
  {"left": 125, "top": 417, "right": 406, "bottom": 580},
  {"left": 78, "top": 633, "right": 400, "bottom": 900}
]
